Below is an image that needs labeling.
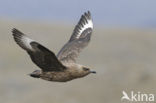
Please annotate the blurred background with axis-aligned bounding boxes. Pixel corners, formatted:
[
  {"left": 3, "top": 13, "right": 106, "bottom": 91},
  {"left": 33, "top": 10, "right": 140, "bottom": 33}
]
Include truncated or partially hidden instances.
[{"left": 0, "top": 0, "right": 156, "bottom": 103}]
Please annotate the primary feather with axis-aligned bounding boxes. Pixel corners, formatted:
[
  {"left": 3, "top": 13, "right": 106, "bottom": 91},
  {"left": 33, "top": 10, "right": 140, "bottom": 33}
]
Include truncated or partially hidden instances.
[
  {"left": 12, "top": 28, "right": 66, "bottom": 72},
  {"left": 57, "top": 11, "right": 93, "bottom": 63}
]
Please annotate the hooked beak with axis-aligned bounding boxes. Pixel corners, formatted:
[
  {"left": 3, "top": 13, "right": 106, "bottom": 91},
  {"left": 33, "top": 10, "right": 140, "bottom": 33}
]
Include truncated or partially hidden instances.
[{"left": 90, "top": 71, "right": 96, "bottom": 74}]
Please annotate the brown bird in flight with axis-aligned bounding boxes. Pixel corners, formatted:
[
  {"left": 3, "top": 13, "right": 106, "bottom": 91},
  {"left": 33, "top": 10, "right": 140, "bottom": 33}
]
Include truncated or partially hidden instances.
[{"left": 12, "top": 11, "right": 96, "bottom": 82}]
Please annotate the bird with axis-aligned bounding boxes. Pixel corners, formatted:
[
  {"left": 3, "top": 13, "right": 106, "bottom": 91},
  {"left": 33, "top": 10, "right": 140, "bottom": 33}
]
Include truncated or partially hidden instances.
[{"left": 12, "top": 11, "right": 96, "bottom": 82}]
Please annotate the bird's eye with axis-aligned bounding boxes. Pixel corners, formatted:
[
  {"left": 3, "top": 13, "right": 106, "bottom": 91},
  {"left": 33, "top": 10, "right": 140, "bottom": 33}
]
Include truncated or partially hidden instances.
[{"left": 83, "top": 67, "right": 89, "bottom": 71}]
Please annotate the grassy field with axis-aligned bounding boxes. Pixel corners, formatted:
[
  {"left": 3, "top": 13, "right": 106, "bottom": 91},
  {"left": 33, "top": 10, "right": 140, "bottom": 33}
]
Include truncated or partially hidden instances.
[{"left": 0, "top": 19, "right": 156, "bottom": 103}]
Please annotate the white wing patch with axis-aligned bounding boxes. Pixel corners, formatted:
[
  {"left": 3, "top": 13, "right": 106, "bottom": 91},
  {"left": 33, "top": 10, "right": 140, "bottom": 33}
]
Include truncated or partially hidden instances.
[
  {"left": 76, "top": 18, "right": 93, "bottom": 39},
  {"left": 20, "top": 35, "right": 34, "bottom": 50},
  {"left": 12, "top": 28, "right": 35, "bottom": 51}
]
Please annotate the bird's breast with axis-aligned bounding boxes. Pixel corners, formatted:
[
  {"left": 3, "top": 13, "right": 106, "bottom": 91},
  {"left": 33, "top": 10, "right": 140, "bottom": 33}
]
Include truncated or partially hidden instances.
[{"left": 40, "top": 71, "right": 74, "bottom": 82}]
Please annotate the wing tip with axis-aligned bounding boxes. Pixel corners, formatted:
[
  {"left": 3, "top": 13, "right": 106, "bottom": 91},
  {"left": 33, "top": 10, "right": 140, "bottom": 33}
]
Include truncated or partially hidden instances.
[
  {"left": 12, "top": 28, "right": 19, "bottom": 34},
  {"left": 78, "top": 10, "right": 93, "bottom": 30},
  {"left": 12, "top": 28, "right": 18, "bottom": 33},
  {"left": 12, "top": 28, "right": 34, "bottom": 51},
  {"left": 12, "top": 28, "right": 25, "bottom": 38},
  {"left": 78, "top": 11, "right": 93, "bottom": 27},
  {"left": 84, "top": 11, "right": 91, "bottom": 20},
  {"left": 82, "top": 10, "right": 93, "bottom": 25},
  {"left": 12, "top": 28, "right": 23, "bottom": 40},
  {"left": 69, "top": 11, "right": 93, "bottom": 41}
]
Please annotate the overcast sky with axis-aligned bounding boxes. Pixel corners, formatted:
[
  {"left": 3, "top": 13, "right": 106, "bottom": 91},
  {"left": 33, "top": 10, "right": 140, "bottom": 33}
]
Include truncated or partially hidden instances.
[{"left": 0, "top": 0, "right": 156, "bottom": 27}]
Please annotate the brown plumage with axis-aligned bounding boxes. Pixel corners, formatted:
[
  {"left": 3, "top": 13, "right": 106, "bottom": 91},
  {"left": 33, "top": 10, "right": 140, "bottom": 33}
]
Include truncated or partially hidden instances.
[{"left": 12, "top": 11, "right": 96, "bottom": 82}]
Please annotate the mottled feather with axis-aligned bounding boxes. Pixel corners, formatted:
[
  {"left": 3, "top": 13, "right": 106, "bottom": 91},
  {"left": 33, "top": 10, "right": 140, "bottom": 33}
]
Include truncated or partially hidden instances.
[
  {"left": 12, "top": 28, "right": 66, "bottom": 71},
  {"left": 57, "top": 11, "right": 93, "bottom": 63}
]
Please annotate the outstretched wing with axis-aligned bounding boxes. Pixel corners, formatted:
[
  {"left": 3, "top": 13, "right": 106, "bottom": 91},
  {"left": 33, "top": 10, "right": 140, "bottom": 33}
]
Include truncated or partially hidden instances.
[
  {"left": 57, "top": 11, "right": 93, "bottom": 63},
  {"left": 12, "top": 28, "right": 66, "bottom": 71}
]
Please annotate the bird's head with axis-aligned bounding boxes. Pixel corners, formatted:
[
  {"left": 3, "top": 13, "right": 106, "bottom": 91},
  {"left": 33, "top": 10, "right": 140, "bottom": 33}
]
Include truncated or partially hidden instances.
[
  {"left": 71, "top": 65, "right": 96, "bottom": 78},
  {"left": 82, "top": 67, "right": 96, "bottom": 74},
  {"left": 29, "top": 70, "right": 41, "bottom": 78}
]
